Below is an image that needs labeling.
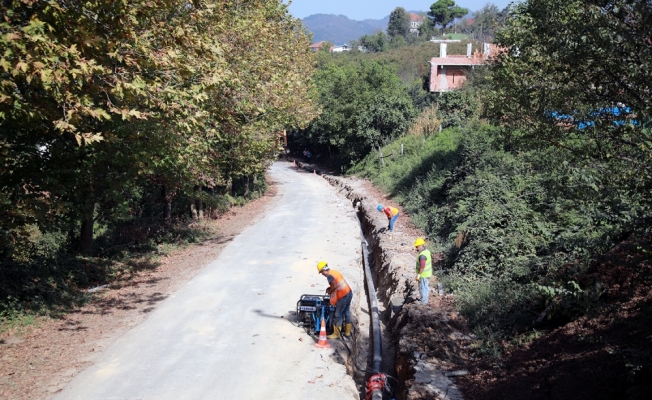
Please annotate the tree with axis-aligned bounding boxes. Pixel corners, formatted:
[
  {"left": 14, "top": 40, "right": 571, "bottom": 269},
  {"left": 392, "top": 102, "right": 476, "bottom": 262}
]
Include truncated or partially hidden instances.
[
  {"left": 299, "top": 60, "right": 416, "bottom": 168},
  {"left": 0, "top": 0, "right": 318, "bottom": 255},
  {"left": 418, "top": 15, "right": 438, "bottom": 40},
  {"left": 319, "top": 41, "right": 334, "bottom": 52},
  {"left": 471, "top": 3, "right": 507, "bottom": 41},
  {"left": 359, "top": 31, "right": 387, "bottom": 53},
  {"left": 428, "top": 0, "right": 469, "bottom": 31},
  {"left": 485, "top": 0, "right": 652, "bottom": 234},
  {"left": 387, "top": 7, "right": 410, "bottom": 38}
]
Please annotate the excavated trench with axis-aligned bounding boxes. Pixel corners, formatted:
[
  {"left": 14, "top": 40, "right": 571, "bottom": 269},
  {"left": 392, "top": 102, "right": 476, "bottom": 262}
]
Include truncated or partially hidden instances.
[
  {"left": 334, "top": 176, "right": 416, "bottom": 400},
  {"left": 294, "top": 161, "right": 469, "bottom": 400}
]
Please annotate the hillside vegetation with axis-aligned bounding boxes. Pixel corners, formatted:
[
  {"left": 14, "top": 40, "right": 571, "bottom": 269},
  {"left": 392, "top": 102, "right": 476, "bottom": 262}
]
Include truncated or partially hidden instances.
[{"left": 299, "top": 1, "right": 652, "bottom": 386}]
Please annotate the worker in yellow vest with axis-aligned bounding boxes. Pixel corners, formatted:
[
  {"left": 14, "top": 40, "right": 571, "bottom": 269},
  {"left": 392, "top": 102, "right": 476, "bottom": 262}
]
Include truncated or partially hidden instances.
[
  {"left": 414, "top": 237, "right": 432, "bottom": 305},
  {"left": 317, "top": 261, "right": 353, "bottom": 339},
  {"left": 377, "top": 204, "right": 400, "bottom": 232}
]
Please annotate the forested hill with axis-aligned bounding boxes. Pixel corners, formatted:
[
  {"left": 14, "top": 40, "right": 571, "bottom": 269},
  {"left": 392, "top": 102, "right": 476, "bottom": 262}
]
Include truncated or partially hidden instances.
[{"left": 301, "top": 13, "right": 390, "bottom": 44}]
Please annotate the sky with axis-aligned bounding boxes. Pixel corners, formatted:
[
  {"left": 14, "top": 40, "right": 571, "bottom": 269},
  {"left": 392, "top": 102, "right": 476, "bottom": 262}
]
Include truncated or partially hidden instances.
[{"left": 286, "top": 0, "right": 514, "bottom": 21}]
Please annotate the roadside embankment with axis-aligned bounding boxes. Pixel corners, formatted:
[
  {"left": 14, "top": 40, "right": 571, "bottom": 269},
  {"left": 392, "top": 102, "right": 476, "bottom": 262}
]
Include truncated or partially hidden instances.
[{"left": 294, "top": 160, "right": 474, "bottom": 400}]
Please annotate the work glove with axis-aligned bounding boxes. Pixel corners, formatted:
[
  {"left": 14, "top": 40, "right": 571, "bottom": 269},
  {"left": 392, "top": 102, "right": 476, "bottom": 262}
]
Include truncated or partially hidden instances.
[{"left": 415, "top": 276, "right": 420, "bottom": 282}]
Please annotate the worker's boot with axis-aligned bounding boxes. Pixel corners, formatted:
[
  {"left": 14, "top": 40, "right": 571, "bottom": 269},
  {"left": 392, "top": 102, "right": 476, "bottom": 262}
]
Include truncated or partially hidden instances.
[
  {"left": 344, "top": 323, "right": 352, "bottom": 338},
  {"left": 327, "top": 325, "right": 341, "bottom": 340}
]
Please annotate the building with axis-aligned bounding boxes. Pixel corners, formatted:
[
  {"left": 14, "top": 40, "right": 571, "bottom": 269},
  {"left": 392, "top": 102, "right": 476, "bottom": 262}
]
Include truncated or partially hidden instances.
[
  {"left": 331, "top": 44, "right": 351, "bottom": 53},
  {"left": 428, "top": 43, "right": 494, "bottom": 92},
  {"left": 309, "top": 41, "right": 330, "bottom": 52},
  {"left": 409, "top": 13, "right": 424, "bottom": 35}
]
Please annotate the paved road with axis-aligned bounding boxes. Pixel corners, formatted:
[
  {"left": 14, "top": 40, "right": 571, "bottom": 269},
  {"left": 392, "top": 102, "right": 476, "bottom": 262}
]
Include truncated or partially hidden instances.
[{"left": 54, "top": 162, "right": 363, "bottom": 400}]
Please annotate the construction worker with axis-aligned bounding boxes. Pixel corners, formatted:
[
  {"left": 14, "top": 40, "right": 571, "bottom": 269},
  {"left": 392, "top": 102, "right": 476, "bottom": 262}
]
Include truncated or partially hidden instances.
[
  {"left": 414, "top": 237, "right": 432, "bottom": 305},
  {"left": 377, "top": 204, "right": 400, "bottom": 232},
  {"left": 317, "top": 261, "right": 352, "bottom": 339}
]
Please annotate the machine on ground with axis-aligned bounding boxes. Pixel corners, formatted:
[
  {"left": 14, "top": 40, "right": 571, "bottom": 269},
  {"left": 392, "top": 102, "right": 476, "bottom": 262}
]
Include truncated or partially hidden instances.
[{"left": 296, "top": 294, "right": 335, "bottom": 335}]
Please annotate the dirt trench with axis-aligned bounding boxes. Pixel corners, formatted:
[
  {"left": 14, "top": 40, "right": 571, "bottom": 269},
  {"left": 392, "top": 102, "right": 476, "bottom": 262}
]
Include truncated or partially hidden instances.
[{"left": 296, "top": 162, "right": 474, "bottom": 400}]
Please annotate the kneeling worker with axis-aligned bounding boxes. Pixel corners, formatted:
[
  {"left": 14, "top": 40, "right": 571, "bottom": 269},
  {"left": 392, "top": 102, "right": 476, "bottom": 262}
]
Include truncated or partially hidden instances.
[{"left": 317, "top": 261, "right": 352, "bottom": 339}]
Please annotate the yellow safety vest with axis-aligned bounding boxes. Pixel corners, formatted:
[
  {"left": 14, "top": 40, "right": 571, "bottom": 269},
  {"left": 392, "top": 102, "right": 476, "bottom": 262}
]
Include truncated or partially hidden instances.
[{"left": 415, "top": 249, "right": 432, "bottom": 278}]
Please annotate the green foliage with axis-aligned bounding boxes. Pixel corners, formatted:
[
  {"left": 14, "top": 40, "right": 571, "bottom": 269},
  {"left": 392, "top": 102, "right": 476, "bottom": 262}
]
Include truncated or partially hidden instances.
[
  {"left": 486, "top": 0, "right": 652, "bottom": 236},
  {"left": 469, "top": 3, "right": 507, "bottom": 42},
  {"left": 333, "top": 40, "right": 477, "bottom": 90},
  {"left": 387, "top": 7, "right": 410, "bottom": 39},
  {"left": 359, "top": 31, "right": 388, "bottom": 53},
  {"left": 387, "top": 35, "right": 408, "bottom": 50},
  {"left": 295, "top": 59, "right": 417, "bottom": 169},
  {"left": 428, "top": 0, "right": 469, "bottom": 30},
  {"left": 431, "top": 91, "right": 479, "bottom": 128},
  {"left": 323, "top": 0, "right": 652, "bottom": 357},
  {"left": 0, "top": 0, "right": 317, "bottom": 316},
  {"left": 417, "top": 17, "right": 438, "bottom": 40},
  {"left": 319, "top": 41, "right": 335, "bottom": 52},
  {"left": 352, "top": 113, "right": 643, "bottom": 345}
]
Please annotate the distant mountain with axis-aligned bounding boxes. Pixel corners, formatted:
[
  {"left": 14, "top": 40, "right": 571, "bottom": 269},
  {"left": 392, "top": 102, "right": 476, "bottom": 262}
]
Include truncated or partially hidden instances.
[{"left": 301, "top": 14, "right": 390, "bottom": 45}]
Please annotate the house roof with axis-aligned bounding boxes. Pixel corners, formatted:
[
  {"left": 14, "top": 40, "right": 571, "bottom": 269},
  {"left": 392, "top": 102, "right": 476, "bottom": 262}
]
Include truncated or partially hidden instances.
[
  {"left": 309, "top": 41, "right": 328, "bottom": 49},
  {"left": 409, "top": 13, "right": 423, "bottom": 22}
]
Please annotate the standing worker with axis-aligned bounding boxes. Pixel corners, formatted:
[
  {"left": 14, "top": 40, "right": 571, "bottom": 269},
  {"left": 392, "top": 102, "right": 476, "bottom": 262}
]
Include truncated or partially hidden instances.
[
  {"left": 317, "top": 261, "right": 352, "bottom": 339},
  {"left": 377, "top": 204, "right": 400, "bottom": 233},
  {"left": 414, "top": 238, "right": 432, "bottom": 305}
]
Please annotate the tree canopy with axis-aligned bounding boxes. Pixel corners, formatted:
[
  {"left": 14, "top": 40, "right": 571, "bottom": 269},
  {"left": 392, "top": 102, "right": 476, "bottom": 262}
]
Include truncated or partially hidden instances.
[
  {"left": 0, "top": 0, "right": 318, "bottom": 256},
  {"left": 485, "top": 0, "right": 652, "bottom": 232},
  {"left": 296, "top": 58, "right": 416, "bottom": 169},
  {"left": 428, "top": 0, "right": 469, "bottom": 30},
  {"left": 359, "top": 31, "right": 387, "bottom": 53},
  {"left": 387, "top": 7, "right": 410, "bottom": 38}
]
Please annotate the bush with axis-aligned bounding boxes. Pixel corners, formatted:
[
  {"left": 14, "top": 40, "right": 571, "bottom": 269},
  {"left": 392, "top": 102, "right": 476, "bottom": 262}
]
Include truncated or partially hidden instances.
[{"left": 352, "top": 119, "right": 637, "bottom": 346}]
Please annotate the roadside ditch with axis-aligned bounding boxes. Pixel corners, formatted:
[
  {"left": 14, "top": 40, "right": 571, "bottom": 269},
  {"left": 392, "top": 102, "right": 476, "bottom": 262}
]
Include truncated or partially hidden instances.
[{"left": 295, "top": 161, "right": 474, "bottom": 400}]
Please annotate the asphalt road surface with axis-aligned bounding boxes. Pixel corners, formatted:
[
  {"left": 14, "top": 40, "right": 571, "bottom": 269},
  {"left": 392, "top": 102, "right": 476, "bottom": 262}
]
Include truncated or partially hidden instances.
[{"left": 54, "top": 162, "right": 363, "bottom": 400}]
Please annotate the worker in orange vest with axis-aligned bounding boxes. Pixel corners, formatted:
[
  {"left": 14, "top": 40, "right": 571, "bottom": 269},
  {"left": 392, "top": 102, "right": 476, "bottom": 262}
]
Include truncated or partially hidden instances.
[
  {"left": 377, "top": 204, "right": 400, "bottom": 232},
  {"left": 317, "top": 261, "right": 352, "bottom": 339}
]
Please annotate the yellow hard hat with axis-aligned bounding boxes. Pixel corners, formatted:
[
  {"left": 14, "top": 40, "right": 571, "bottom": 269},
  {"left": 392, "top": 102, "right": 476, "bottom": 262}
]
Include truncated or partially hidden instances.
[
  {"left": 316, "top": 261, "right": 328, "bottom": 273},
  {"left": 414, "top": 237, "right": 425, "bottom": 247}
]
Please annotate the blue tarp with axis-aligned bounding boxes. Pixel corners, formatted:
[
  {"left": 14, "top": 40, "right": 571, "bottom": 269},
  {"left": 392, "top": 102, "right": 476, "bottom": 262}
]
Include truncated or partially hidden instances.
[{"left": 548, "top": 107, "right": 638, "bottom": 129}]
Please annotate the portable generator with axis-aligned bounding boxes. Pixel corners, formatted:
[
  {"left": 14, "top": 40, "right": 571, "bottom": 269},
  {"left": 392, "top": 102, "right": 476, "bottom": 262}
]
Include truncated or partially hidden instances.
[{"left": 296, "top": 294, "right": 336, "bottom": 335}]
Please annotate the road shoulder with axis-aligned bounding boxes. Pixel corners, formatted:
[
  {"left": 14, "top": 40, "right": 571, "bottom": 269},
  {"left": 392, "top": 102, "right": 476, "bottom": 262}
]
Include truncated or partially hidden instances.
[{"left": 0, "top": 176, "right": 280, "bottom": 400}]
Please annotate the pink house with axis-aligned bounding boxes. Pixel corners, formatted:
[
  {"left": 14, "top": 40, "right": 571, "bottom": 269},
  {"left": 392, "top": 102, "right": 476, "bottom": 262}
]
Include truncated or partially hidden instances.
[{"left": 429, "top": 43, "right": 494, "bottom": 92}]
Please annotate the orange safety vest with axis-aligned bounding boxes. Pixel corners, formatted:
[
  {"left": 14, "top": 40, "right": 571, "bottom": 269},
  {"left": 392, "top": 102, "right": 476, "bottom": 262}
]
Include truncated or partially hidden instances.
[{"left": 327, "top": 270, "right": 351, "bottom": 305}]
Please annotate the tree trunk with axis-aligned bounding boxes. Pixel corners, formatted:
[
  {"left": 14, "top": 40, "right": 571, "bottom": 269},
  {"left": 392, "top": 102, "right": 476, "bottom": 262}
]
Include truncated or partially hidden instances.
[
  {"left": 197, "top": 198, "right": 203, "bottom": 219},
  {"left": 226, "top": 178, "right": 233, "bottom": 197},
  {"left": 80, "top": 216, "right": 94, "bottom": 254},
  {"left": 163, "top": 185, "right": 172, "bottom": 224},
  {"left": 243, "top": 176, "right": 249, "bottom": 197},
  {"left": 190, "top": 201, "right": 198, "bottom": 220}
]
